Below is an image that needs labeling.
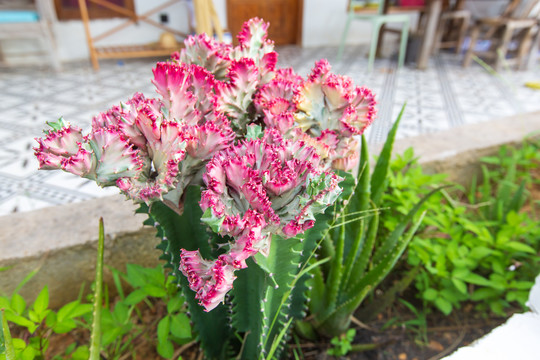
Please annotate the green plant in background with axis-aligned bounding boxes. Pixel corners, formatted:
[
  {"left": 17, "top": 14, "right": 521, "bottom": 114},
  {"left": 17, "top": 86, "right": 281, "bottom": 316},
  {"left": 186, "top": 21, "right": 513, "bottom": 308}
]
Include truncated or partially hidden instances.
[
  {"left": 0, "top": 268, "right": 92, "bottom": 360},
  {"left": 85, "top": 263, "right": 193, "bottom": 359},
  {"left": 304, "top": 109, "right": 439, "bottom": 338},
  {"left": 393, "top": 138, "right": 540, "bottom": 316},
  {"left": 327, "top": 328, "right": 356, "bottom": 357},
  {"left": 0, "top": 219, "right": 193, "bottom": 360}
]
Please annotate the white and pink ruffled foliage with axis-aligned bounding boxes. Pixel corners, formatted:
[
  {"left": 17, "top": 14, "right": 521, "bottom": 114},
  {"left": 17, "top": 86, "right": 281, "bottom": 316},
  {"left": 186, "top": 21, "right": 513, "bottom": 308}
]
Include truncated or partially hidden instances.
[
  {"left": 35, "top": 63, "right": 234, "bottom": 213},
  {"left": 293, "top": 59, "right": 376, "bottom": 171},
  {"left": 177, "top": 18, "right": 277, "bottom": 133},
  {"left": 179, "top": 129, "right": 343, "bottom": 310}
]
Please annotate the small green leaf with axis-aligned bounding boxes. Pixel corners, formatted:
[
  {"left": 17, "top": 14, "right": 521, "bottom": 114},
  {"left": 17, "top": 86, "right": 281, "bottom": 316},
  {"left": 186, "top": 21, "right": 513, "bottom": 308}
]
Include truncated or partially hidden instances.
[
  {"left": 10, "top": 294, "right": 26, "bottom": 315},
  {"left": 125, "top": 264, "right": 147, "bottom": 288},
  {"left": 451, "top": 278, "right": 468, "bottom": 295},
  {"left": 71, "top": 346, "right": 90, "bottom": 360},
  {"left": 4, "top": 312, "right": 36, "bottom": 333},
  {"left": 167, "top": 296, "right": 184, "bottom": 314},
  {"left": 458, "top": 273, "right": 491, "bottom": 287},
  {"left": 434, "top": 297, "right": 452, "bottom": 315},
  {"left": 33, "top": 286, "right": 49, "bottom": 316},
  {"left": 158, "top": 316, "right": 171, "bottom": 345},
  {"left": 469, "top": 246, "right": 492, "bottom": 260},
  {"left": 124, "top": 289, "right": 149, "bottom": 305},
  {"left": 142, "top": 285, "right": 167, "bottom": 298},
  {"left": 501, "top": 241, "right": 535, "bottom": 254},
  {"left": 170, "top": 313, "right": 191, "bottom": 339},
  {"left": 0, "top": 297, "right": 11, "bottom": 311},
  {"left": 57, "top": 301, "right": 92, "bottom": 322},
  {"left": 28, "top": 310, "right": 39, "bottom": 323},
  {"left": 21, "top": 345, "right": 38, "bottom": 360},
  {"left": 157, "top": 339, "right": 174, "bottom": 359},
  {"left": 53, "top": 318, "right": 77, "bottom": 334},
  {"left": 422, "top": 288, "right": 438, "bottom": 301}
]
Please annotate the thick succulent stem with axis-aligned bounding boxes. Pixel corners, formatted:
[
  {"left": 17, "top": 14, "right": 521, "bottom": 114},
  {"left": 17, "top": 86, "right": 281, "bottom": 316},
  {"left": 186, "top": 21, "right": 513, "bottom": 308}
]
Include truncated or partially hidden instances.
[{"left": 140, "top": 188, "right": 231, "bottom": 360}]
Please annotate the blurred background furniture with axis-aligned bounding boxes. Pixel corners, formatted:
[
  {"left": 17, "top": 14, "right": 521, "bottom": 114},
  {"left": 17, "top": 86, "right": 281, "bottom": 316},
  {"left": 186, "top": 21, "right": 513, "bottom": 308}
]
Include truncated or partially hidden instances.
[
  {"left": 193, "top": 0, "right": 223, "bottom": 41},
  {"left": 337, "top": 0, "right": 411, "bottom": 71},
  {"left": 463, "top": 0, "right": 540, "bottom": 70},
  {"left": 432, "top": 0, "right": 471, "bottom": 54},
  {"left": 78, "top": 0, "right": 187, "bottom": 70},
  {"left": 0, "top": 0, "right": 61, "bottom": 70}
]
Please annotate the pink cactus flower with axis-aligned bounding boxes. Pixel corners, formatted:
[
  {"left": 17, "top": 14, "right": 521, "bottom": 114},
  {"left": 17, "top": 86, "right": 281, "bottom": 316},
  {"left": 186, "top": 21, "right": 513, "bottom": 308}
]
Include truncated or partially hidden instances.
[
  {"left": 200, "top": 128, "right": 342, "bottom": 265},
  {"left": 294, "top": 59, "right": 377, "bottom": 137},
  {"left": 179, "top": 250, "right": 236, "bottom": 311},
  {"left": 233, "top": 17, "right": 277, "bottom": 83},
  {"left": 177, "top": 33, "right": 232, "bottom": 80}
]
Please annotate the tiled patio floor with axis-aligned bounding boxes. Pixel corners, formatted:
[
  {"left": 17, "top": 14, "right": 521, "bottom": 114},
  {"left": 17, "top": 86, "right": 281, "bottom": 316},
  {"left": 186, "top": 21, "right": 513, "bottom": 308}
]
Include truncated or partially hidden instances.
[{"left": 1, "top": 45, "right": 539, "bottom": 216}]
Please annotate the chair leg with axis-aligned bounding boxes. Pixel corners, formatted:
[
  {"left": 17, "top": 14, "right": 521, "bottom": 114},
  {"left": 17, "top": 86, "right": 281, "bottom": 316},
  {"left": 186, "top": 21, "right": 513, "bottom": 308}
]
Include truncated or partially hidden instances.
[
  {"left": 397, "top": 19, "right": 409, "bottom": 69},
  {"left": 495, "top": 25, "right": 514, "bottom": 71},
  {"left": 368, "top": 21, "right": 382, "bottom": 72},
  {"left": 432, "top": 17, "right": 445, "bottom": 55},
  {"left": 337, "top": 15, "right": 353, "bottom": 62},
  {"left": 455, "top": 15, "right": 470, "bottom": 54},
  {"left": 463, "top": 24, "right": 479, "bottom": 67},
  {"left": 517, "top": 28, "right": 534, "bottom": 70},
  {"left": 527, "top": 29, "right": 540, "bottom": 70}
]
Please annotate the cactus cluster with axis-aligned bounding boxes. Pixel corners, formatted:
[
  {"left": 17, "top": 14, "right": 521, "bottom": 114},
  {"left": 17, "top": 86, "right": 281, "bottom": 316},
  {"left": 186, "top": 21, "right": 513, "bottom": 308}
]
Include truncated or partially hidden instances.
[{"left": 34, "top": 18, "right": 377, "bottom": 359}]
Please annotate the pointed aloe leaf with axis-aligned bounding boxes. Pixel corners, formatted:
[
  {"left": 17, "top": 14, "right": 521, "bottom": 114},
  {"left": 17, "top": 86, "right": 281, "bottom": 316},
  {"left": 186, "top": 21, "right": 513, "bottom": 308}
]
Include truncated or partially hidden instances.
[
  {"left": 343, "top": 136, "right": 370, "bottom": 254},
  {"left": 344, "top": 211, "right": 426, "bottom": 311},
  {"left": 89, "top": 218, "right": 105, "bottom": 360},
  {"left": 356, "top": 266, "right": 420, "bottom": 322},
  {"left": 341, "top": 218, "right": 366, "bottom": 289},
  {"left": 346, "top": 210, "right": 379, "bottom": 287},
  {"left": 307, "top": 264, "right": 325, "bottom": 316},
  {"left": 290, "top": 172, "right": 355, "bottom": 321},
  {"left": 371, "top": 104, "right": 405, "bottom": 206},
  {"left": 372, "top": 187, "right": 443, "bottom": 266},
  {"left": 318, "top": 215, "right": 423, "bottom": 335},
  {"left": 348, "top": 135, "right": 371, "bottom": 215},
  {"left": 321, "top": 222, "right": 346, "bottom": 318}
]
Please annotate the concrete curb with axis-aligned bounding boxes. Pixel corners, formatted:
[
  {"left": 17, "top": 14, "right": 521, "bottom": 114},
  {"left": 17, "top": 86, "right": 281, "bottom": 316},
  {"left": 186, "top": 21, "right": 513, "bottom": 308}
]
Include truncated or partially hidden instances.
[{"left": 1, "top": 111, "right": 539, "bottom": 308}]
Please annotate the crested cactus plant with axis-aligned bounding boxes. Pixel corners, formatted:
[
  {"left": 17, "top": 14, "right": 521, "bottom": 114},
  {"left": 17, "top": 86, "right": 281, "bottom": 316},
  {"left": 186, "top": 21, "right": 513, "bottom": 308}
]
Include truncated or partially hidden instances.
[{"left": 34, "top": 18, "right": 377, "bottom": 359}]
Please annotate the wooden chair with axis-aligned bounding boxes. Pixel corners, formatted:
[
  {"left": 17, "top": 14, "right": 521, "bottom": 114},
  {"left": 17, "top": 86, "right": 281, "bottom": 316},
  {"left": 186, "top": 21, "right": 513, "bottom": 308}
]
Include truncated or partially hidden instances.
[
  {"left": 432, "top": 0, "right": 471, "bottom": 54},
  {"left": 0, "top": 0, "right": 60, "bottom": 70},
  {"left": 463, "top": 0, "right": 540, "bottom": 70},
  {"left": 78, "top": 0, "right": 188, "bottom": 70},
  {"left": 337, "top": 0, "right": 411, "bottom": 71}
]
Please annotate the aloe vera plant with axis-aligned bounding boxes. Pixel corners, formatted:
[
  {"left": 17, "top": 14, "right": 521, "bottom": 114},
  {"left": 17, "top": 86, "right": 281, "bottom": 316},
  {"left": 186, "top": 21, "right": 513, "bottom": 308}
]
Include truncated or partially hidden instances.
[
  {"left": 306, "top": 108, "right": 437, "bottom": 337},
  {"left": 34, "top": 18, "right": 377, "bottom": 359}
]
